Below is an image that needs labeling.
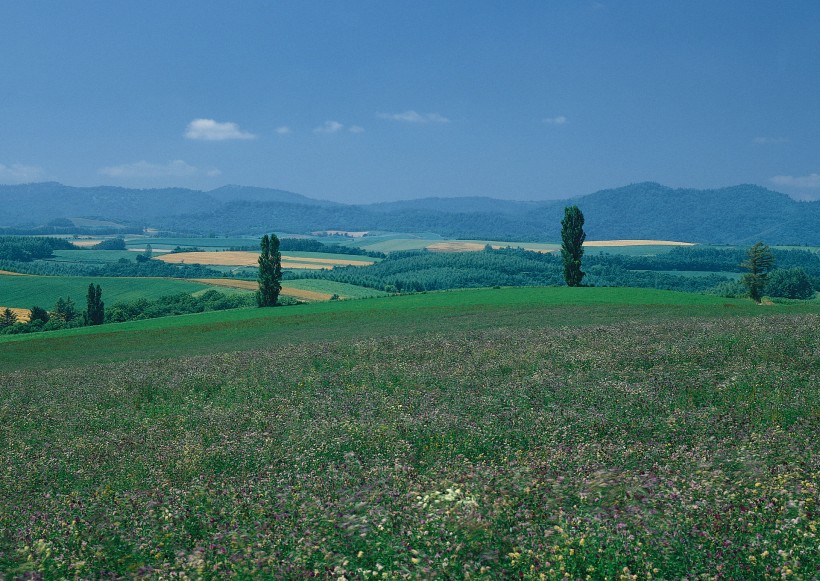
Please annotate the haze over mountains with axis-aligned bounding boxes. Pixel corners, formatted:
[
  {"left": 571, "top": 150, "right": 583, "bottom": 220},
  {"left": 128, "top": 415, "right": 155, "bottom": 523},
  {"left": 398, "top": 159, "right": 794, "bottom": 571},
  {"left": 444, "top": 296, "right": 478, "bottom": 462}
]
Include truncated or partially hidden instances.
[{"left": 1, "top": 182, "right": 818, "bottom": 245}]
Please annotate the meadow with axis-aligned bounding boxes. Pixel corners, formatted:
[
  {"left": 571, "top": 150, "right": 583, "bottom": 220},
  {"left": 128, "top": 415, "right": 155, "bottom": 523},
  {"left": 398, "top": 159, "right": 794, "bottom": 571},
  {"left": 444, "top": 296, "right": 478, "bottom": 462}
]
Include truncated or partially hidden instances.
[
  {"left": 0, "top": 287, "right": 818, "bottom": 579},
  {"left": 0, "top": 274, "right": 245, "bottom": 311}
]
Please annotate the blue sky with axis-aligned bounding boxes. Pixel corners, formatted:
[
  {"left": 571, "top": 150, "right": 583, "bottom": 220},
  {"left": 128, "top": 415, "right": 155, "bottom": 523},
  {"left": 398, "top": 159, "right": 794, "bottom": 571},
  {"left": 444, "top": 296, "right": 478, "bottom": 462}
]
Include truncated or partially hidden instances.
[{"left": 1, "top": 1, "right": 818, "bottom": 202}]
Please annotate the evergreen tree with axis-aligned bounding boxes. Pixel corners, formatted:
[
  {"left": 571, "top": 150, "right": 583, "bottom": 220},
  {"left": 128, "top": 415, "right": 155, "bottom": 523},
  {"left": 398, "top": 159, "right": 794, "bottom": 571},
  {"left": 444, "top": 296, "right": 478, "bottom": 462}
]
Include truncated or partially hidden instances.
[
  {"left": 0, "top": 307, "right": 18, "bottom": 328},
  {"left": 85, "top": 283, "right": 105, "bottom": 325},
  {"left": 29, "top": 306, "right": 50, "bottom": 324},
  {"left": 561, "top": 205, "right": 586, "bottom": 287},
  {"left": 741, "top": 241, "right": 775, "bottom": 303},
  {"left": 257, "top": 234, "right": 282, "bottom": 307},
  {"left": 53, "top": 297, "right": 77, "bottom": 321}
]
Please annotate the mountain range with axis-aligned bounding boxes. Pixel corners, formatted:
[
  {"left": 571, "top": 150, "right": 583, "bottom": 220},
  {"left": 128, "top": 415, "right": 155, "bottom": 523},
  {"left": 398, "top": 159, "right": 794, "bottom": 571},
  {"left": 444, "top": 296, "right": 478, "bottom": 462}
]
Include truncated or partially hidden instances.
[{"left": 1, "top": 181, "right": 818, "bottom": 245}]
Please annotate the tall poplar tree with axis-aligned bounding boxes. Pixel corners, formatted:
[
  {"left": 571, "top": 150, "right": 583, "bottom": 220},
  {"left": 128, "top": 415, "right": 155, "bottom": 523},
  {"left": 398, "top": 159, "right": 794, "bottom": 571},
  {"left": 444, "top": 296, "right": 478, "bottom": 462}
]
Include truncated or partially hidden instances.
[
  {"left": 561, "top": 205, "right": 586, "bottom": 287},
  {"left": 85, "top": 283, "right": 104, "bottom": 325},
  {"left": 257, "top": 233, "right": 282, "bottom": 307}
]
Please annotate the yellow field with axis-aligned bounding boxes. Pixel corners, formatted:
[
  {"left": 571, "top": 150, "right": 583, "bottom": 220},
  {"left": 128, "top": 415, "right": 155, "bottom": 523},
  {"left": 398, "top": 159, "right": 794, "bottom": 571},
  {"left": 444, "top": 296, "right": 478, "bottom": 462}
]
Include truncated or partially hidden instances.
[
  {"left": 0, "top": 270, "right": 29, "bottom": 276},
  {"left": 0, "top": 307, "right": 31, "bottom": 323},
  {"left": 189, "top": 279, "right": 334, "bottom": 301},
  {"left": 583, "top": 240, "right": 695, "bottom": 247},
  {"left": 155, "top": 251, "right": 371, "bottom": 269},
  {"left": 427, "top": 242, "right": 488, "bottom": 252},
  {"left": 70, "top": 239, "right": 104, "bottom": 248}
]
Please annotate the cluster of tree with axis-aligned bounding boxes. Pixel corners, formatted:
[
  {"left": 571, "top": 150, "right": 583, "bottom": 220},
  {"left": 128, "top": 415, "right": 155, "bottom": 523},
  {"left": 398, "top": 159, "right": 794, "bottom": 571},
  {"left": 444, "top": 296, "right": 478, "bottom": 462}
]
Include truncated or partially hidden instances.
[
  {"left": 105, "top": 290, "right": 257, "bottom": 323},
  {"left": 290, "top": 246, "right": 745, "bottom": 294},
  {"left": 1, "top": 289, "right": 265, "bottom": 336},
  {"left": 91, "top": 237, "right": 127, "bottom": 250},
  {"left": 0, "top": 296, "right": 84, "bottom": 335},
  {"left": 229, "top": 238, "right": 385, "bottom": 257},
  {"left": 0, "top": 224, "right": 129, "bottom": 236},
  {"left": 587, "top": 245, "right": 820, "bottom": 279},
  {"left": 0, "top": 236, "right": 74, "bottom": 261},
  {"left": 0, "top": 256, "right": 225, "bottom": 278}
]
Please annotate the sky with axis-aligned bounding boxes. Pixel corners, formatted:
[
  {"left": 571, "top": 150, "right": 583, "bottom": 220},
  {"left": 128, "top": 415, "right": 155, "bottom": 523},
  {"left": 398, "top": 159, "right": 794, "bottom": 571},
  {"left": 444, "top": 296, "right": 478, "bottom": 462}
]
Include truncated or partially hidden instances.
[{"left": 1, "top": 1, "right": 819, "bottom": 203}]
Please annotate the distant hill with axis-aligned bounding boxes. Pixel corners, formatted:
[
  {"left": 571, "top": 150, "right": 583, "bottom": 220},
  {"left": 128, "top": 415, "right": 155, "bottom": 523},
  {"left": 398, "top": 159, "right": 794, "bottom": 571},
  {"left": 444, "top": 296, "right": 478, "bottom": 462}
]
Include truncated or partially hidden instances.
[{"left": 1, "top": 181, "right": 818, "bottom": 244}]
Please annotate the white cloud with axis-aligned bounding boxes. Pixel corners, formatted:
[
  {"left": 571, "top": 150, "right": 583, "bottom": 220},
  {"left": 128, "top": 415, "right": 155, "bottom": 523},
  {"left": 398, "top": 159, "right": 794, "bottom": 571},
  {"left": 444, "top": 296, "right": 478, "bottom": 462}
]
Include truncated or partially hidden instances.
[
  {"left": 184, "top": 118, "right": 256, "bottom": 141},
  {"left": 313, "top": 120, "right": 345, "bottom": 134},
  {"left": 0, "top": 163, "right": 44, "bottom": 182},
  {"left": 275, "top": 126, "right": 292, "bottom": 135},
  {"left": 753, "top": 136, "right": 788, "bottom": 145},
  {"left": 348, "top": 125, "right": 365, "bottom": 133},
  {"left": 98, "top": 159, "right": 218, "bottom": 179},
  {"left": 543, "top": 115, "right": 568, "bottom": 125},
  {"left": 770, "top": 173, "right": 820, "bottom": 189},
  {"left": 377, "top": 110, "right": 450, "bottom": 124}
]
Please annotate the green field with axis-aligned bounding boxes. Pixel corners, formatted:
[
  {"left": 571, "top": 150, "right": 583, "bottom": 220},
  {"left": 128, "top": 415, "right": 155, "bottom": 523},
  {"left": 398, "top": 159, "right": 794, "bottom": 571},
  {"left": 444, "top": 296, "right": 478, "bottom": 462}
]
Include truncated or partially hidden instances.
[
  {"left": 1, "top": 286, "right": 816, "bottom": 370},
  {"left": 124, "top": 237, "right": 260, "bottom": 250},
  {"left": 0, "top": 275, "right": 235, "bottom": 310},
  {"left": 283, "top": 278, "right": 390, "bottom": 299},
  {"left": 48, "top": 249, "right": 138, "bottom": 263},
  {"left": 1, "top": 286, "right": 818, "bottom": 578}
]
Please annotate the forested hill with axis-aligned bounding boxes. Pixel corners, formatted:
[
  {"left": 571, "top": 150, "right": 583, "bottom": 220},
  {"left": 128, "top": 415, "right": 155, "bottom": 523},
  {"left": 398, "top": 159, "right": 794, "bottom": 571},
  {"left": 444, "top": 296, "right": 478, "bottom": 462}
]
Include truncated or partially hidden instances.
[
  {"left": 1, "top": 181, "right": 818, "bottom": 244},
  {"left": 573, "top": 183, "right": 820, "bottom": 245}
]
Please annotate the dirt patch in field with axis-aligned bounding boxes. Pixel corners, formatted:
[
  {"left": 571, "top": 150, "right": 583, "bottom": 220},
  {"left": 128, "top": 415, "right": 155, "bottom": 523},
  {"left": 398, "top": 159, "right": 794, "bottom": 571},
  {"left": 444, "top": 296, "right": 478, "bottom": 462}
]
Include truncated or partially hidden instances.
[
  {"left": 0, "top": 307, "right": 31, "bottom": 323},
  {"left": 156, "top": 251, "right": 260, "bottom": 266},
  {"left": 0, "top": 270, "right": 29, "bottom": 276},
  {"left": 280, "top": 287, "right": 335, "bottom": 301},
  {"left": 427, "top": 242, "right": 488, "bottom": 252},
  {"left": 156, "top": 251, "right": 365, "bottom": 269},
  {"left": 70, "top": 239, "right": 104, "bottom": 248},
  {"left": 583, "top": 240, "right": 695, "bottom": 247}
]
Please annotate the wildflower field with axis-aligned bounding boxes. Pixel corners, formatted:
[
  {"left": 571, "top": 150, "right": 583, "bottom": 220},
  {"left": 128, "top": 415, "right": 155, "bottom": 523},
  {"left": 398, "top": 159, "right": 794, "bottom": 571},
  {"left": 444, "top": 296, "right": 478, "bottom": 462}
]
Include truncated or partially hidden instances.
[{"left": 0, "top": 289, "right": 818, "bottom": 578}]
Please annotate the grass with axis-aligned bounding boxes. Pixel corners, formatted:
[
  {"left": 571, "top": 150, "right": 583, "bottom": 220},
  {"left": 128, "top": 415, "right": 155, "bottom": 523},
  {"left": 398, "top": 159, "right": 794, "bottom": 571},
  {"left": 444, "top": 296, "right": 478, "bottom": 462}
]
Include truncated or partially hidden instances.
[
  {"left": 47, "top": 249, "right": 138, "bottom": 263},
  {"left": 0, "top": 274, "right": 228, "bottom": 310},
  {"left": 1, "top": 286, "right": 818, "bottom": 372},
  {"left": 0, "top": 287, "right": 817, "bottom": 578},
  {"left": 124, "top": 237, "right": 260, "bottom": 250},
  {"left": 282, "top": 278, "right": 390, "bottom": 299}
]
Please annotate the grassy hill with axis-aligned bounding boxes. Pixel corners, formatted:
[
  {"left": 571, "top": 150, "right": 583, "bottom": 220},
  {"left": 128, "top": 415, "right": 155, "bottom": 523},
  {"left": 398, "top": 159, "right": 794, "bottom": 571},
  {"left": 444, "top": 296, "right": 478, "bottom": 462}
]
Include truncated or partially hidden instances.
[
  {"left": 1, "top": 286, "right": 810, "bottom": 370},
  {"left": 1, "top": 288, "right": 818, "bottom": 577}
]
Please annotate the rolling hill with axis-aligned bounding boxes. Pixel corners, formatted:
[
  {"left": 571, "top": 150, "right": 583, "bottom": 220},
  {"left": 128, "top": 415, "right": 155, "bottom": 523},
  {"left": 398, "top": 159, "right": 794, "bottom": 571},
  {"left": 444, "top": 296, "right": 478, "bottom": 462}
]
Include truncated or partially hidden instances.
[{"left": 1, "top": 181, "right": 818, "bottom": 244}]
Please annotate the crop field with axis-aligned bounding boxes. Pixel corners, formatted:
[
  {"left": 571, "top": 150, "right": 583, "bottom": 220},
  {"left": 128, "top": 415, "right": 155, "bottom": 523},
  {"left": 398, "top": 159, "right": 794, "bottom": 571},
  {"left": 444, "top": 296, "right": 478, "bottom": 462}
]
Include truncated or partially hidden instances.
[
  {"left": 155, "top": 251, "right": 374, "bottom": 269},
  {"left": 0, "top": 288, "right": 817, "bottom": 578},
  {"left": 0, "top": 275, "right": 234, "bottom": 309},
  {"left": 0, "top": 306, "right": 30, "bottom": 322},
  {"left": 190, "top": 279, "right": 333, "bottom": 302},
  {"left": 48, "top": 249, "right": 138, "bottom": 263},
  {"left": 282, "top": 279, "right": 390, "bottom": 299},
  {"left": 124, "top": 237, "right": 261, "bottom": 250}
]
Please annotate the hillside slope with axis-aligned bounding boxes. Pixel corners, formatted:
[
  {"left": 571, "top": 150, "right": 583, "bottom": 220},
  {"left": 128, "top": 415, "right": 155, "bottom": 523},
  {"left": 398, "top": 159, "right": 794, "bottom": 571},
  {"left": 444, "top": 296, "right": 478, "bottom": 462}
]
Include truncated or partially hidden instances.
[{"left": 1, "top": 181, "right": 818, "bottom": 244}]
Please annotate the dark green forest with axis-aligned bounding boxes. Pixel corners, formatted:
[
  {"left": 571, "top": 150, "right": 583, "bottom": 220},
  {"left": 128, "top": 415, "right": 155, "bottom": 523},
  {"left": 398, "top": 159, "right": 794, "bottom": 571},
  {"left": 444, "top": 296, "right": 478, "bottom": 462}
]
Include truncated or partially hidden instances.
[{"left": 291, "top": 246, "right": 820, "bottom": 296}]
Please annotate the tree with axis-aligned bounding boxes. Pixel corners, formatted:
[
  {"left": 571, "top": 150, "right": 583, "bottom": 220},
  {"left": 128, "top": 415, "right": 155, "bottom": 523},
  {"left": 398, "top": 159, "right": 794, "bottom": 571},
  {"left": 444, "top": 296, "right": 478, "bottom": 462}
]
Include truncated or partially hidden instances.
[
  {"left": 765, "top": 267, "right": 815, "bottom": 300},
  {"left": 0, "top": 308, "right": 18, "bottom": 328},
  {"left": 561, "top": 205, "right": 586, "bottom": 287},
  {"left": 53, "top": 297, "right": 77, "bottom": 322},
  {"left": 257, "top": 233, "right": 282, "bottom": 307},
  {"left": 136, "top": 244, "right": 153, "bottom": 263},
  {"left": 741, "top": 241, "right": 775, "bottom": 303},
  {"left": 85, "top": 283, "right": 105, "bottom": 325},
  {"left": 29, "top": 305, "right": 50, "bottom": 324}
]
